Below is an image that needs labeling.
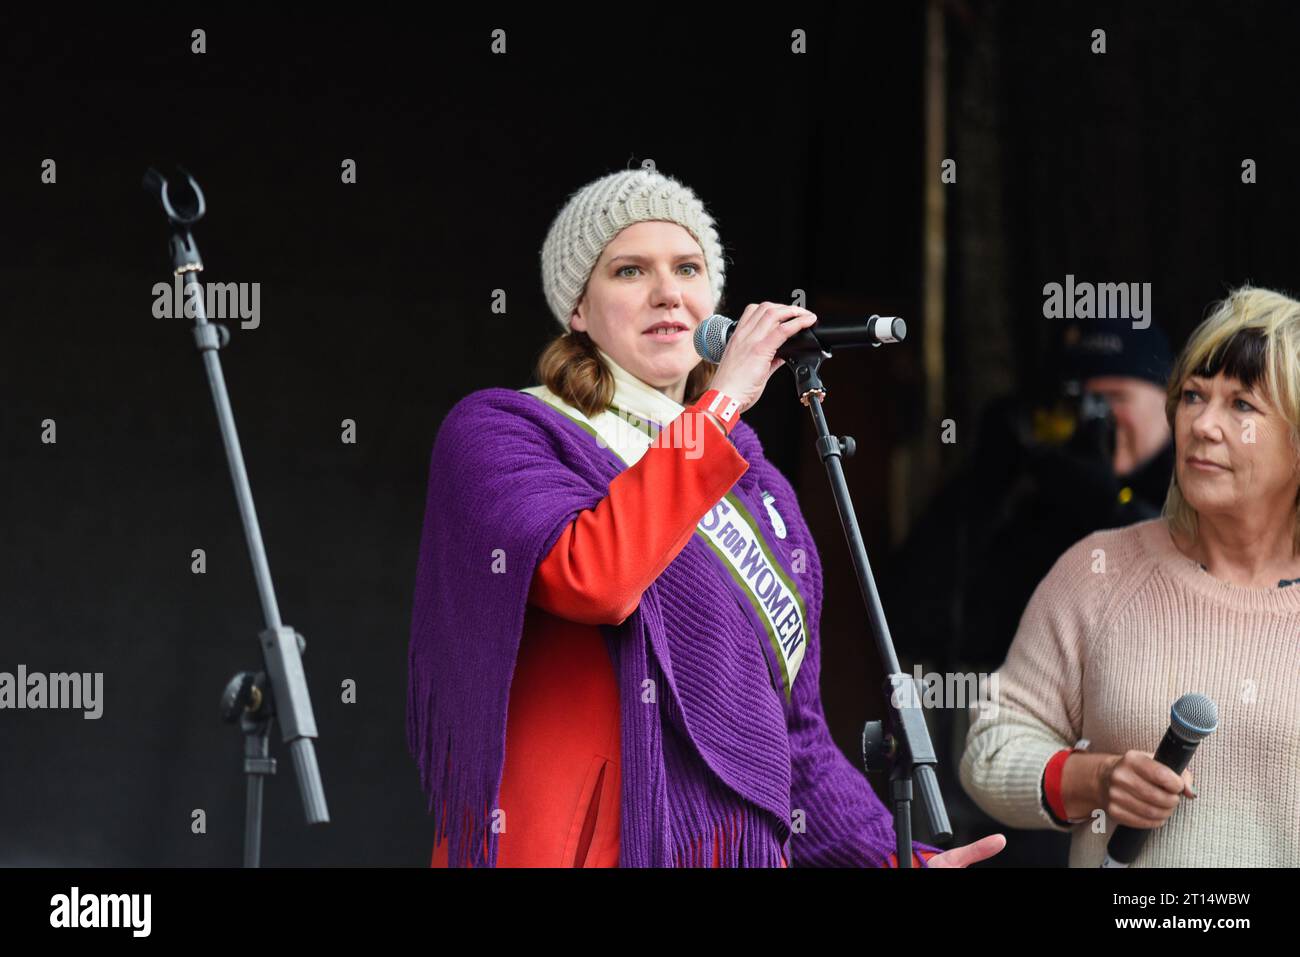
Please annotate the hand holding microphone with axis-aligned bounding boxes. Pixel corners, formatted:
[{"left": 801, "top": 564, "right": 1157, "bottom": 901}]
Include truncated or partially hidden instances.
[
  {"left": 1095, "top": 750, "right": 1197, "bottom": 830},
  {"left": 700, "top": 302, "right": 819, "bottom": 415},
  {"left": 1098, "top": 692, "right": 1217, "bottom": 868}
]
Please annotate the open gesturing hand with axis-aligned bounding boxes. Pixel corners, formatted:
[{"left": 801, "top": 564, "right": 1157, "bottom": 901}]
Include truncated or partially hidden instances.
[{"left": 926, "top": 833, "right": 1007, "bottom": 868}]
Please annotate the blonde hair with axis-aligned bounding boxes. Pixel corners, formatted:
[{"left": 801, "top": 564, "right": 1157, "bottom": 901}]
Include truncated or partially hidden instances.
[
  {"left": 1163, "top": 285, "right": 1300, "bottom": 554},
  {"left": 534, "top": 329, "right": 718, "bottom": 420}
]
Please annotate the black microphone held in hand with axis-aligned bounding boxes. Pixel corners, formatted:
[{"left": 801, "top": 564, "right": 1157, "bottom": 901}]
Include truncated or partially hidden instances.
[
  {"left": 693, "top": 312, "right": 906, "bottom": 363},
  {"left": 1100, "top": 692, "right": 1218, "bottom": 868}
]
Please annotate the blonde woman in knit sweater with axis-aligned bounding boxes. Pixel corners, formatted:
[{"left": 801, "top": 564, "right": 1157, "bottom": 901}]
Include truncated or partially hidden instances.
[{"left": 960, "top": 286, "right": 1300, "bottom": 867}]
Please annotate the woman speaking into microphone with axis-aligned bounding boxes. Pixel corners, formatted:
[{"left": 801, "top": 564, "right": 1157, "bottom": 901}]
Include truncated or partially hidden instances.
[{"left": 407, "top": 167, "right": 1005, "bottom": 867}]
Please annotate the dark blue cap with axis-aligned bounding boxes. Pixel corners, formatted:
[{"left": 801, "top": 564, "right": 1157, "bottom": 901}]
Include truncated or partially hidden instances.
[{"left": 1059, "top": 317, "right": 1173, "bottom": 388}]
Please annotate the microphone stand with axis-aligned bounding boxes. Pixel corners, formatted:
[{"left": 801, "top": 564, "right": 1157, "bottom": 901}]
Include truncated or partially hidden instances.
[
  {"left": 143, "top": 167, "right": 330, "bottom": 866},
  {"left": 786, "top": 323, "right": 952, "bottom": 866}
]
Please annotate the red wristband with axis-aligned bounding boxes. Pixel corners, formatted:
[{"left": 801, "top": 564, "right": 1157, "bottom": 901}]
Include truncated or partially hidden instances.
[
  {"left": 1043, "top": 748, "right": 1077, "bottom": 823},
  {"left": 697, "top": 389, "right": 741, "bottom": 434}
]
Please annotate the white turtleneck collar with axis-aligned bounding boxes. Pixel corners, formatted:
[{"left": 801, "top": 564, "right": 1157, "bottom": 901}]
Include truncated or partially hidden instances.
[
  {"left": 595, "top": 345, "right": 689, "bottom": 431},
  {"left": 520, "top": 344, "right": 707, "bottom": 468}
]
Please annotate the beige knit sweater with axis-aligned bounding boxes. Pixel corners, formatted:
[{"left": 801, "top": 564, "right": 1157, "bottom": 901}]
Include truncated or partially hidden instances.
[{"left": 959, "top": 517, "right": 1300, "bottom": 867}]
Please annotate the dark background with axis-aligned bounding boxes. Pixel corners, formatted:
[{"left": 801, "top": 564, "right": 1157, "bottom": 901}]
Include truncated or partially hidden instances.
[{"left": 1, "top": 3, "right": 1296, "bottom": 865}]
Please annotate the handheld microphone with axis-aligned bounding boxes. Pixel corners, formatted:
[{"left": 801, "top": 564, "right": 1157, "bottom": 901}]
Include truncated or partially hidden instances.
[
  {"left": 693, "top": 312, "right": 906, "bottom": 364},
  {"left": 1100, "top": 692, "right": 1218, "bottom": 868}
]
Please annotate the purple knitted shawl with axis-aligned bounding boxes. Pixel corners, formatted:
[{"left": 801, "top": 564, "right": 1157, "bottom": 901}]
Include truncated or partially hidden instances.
[{"left": 407, "top": 386, "right": 936, "bottom": 867}]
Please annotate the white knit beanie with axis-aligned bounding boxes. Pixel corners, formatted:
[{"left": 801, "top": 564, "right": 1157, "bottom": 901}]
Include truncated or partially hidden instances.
[{"left": 540, "top": 168, "right": 726, "bottom": 332}]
